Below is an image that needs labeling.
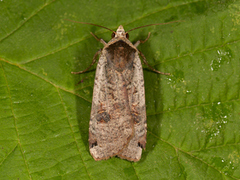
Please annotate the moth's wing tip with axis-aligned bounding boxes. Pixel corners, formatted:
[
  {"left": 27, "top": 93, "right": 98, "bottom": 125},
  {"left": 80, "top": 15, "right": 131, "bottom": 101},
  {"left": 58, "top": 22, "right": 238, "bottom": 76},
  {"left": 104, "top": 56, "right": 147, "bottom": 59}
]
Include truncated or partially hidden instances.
[{"left": 118, "top": 146, "right": 142, "bottom": 162}]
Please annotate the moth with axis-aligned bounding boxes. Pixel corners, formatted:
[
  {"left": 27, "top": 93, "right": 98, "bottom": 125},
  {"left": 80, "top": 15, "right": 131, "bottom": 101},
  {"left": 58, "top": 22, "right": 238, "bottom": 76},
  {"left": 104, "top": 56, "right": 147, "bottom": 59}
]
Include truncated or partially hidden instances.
[{"left": 69, "top": 20, "right": 178, "bottom": 161}]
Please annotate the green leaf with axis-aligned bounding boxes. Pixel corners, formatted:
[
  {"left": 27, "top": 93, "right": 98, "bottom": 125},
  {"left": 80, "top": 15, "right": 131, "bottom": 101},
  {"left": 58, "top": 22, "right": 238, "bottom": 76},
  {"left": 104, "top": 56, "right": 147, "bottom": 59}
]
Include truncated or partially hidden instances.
[{"left": 0, "top": 0, "right": 240, "bottom": 179}]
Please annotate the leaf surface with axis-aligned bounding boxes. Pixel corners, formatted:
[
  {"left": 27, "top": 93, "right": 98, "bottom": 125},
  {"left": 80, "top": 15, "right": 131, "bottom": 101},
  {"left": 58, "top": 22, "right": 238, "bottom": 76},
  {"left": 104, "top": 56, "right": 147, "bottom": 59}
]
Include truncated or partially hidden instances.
[{"left": 0, "top": 0, "right": 239, "bottom": 179}]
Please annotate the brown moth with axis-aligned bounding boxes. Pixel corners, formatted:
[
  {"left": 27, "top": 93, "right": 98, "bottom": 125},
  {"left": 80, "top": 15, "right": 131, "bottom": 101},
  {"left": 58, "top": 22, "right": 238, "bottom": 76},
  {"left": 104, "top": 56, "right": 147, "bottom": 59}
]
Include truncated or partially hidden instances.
[{"left": 69, "top": 20, "right": 178, "bottom": 161}]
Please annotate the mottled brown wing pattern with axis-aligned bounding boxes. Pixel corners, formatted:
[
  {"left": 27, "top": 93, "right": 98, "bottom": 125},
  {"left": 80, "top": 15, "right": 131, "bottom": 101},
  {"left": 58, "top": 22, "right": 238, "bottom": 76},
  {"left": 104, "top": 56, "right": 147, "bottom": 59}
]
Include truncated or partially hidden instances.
[
  {"left": 71, "top": 24, "right": 171, "bottom": 162},
  {"left": 118, "top": 52, "right": 147, "bottom": 161},
  {"left": 89, "top": 42, "right": 147, "bottom": 161},
  {"left": 89, "top": 49, "right": 135, "bottom": 161}
]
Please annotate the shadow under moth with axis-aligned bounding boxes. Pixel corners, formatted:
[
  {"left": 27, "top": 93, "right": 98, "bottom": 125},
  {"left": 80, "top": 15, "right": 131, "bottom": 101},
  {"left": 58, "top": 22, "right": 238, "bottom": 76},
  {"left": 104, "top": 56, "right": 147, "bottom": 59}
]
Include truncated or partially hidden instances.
[{"left": 69, "top": 20, "right": 179, "bottom": 161}]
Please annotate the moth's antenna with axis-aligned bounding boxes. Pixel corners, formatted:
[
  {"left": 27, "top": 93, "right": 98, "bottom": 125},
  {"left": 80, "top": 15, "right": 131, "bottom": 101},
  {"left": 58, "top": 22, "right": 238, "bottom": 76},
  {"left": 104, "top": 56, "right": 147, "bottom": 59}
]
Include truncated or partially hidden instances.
[
  {"left": 126, "top": 20, "right": 183, "bottom": 33},
  {"left": 64, "top": 19, "right": 116, "bottom": 33}
]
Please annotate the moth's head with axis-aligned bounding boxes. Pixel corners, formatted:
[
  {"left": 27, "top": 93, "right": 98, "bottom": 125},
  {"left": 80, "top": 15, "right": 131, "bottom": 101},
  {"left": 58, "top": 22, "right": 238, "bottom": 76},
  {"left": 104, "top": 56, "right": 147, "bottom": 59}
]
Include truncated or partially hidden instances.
[{"left": 111, "top": 25, "right": 129, "bottom": 39}]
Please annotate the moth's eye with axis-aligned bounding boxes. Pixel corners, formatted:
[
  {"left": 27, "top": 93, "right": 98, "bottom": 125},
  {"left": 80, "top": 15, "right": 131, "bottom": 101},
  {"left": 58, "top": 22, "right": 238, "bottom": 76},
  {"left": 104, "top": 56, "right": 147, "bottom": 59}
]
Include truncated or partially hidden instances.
[
  {"left": 111, "top": 32, "right": 115, "bottom": 38},
  {"left": 126, "top": 33, "right": 129, "bottom": 39}
]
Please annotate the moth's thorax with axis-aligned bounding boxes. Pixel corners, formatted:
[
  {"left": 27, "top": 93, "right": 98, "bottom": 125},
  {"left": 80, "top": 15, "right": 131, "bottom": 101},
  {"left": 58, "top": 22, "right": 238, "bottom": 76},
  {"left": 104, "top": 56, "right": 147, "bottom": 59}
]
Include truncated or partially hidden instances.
[
  {"left": 105, "top": 40, "right": 136, "bottom": 72},
  {"left": 115, "top": 25, "right": 126, "bottom": 38},
  {"left": 102, "top": 25, "right": 137, "bottom": 72}
]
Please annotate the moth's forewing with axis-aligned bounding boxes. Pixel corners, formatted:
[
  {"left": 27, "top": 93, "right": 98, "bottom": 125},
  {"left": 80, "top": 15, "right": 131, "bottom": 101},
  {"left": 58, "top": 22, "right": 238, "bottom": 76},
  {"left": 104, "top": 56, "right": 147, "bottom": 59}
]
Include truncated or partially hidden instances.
[{"left": 88, "top": 26, "right": 147, "bottom": 161}]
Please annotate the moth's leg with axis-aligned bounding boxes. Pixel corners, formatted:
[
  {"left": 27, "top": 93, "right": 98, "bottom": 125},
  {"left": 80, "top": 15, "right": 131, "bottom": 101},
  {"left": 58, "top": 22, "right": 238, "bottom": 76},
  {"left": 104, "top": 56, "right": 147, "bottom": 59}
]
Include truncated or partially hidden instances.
[
  {"left": 71, "top": 49, "right": 102, "bottom": 74},
  {"left": 134, "top": 32, "right": 151, "bottom": 47},
  {"left": 139, "top": 50, "right": 170, "bottom": 75},
  {"left": 135, "top": 32, "right": 170, "bottom": 75},
  {"left": 90, "top": 32, "right": 107, "bottom": 46}
]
